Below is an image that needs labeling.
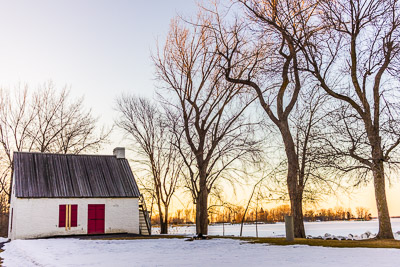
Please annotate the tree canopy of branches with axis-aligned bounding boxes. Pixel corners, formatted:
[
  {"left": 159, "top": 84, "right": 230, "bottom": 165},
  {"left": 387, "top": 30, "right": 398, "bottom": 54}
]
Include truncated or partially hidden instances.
[
  {"left": 154, "top": 17, "right": 261, "bottom": 235},
  {"left": 298, "top": 0, "right": 400, "bottom": 239},
  {"left": 0, "top": 82, "right": 110, "bottom": 199},
  {"left": 205, "top": 0, "right": 329, "bottom": 238},
  {"left": 115, "top": 95, "right": 181, "bottom": 234}
]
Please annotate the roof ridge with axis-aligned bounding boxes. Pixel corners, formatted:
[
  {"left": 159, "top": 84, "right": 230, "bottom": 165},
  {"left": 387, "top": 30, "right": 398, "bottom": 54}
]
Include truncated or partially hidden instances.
[{"left": 13, "top": 151, "right": 116, "bottom": 157}]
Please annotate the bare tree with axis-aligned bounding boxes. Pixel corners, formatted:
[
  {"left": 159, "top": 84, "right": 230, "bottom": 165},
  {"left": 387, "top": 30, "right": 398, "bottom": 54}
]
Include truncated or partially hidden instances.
[
  {"left": 289, "top": 89, "right": 343, "bottom": 201},
  {"left": 0, "top": 82, "right": 110, "bottom": 199},
  {"left": 115, "top": 95, "right": 181, "bottom": 234},
  {"left": 299, "top": 0, "right": 400, "bottom": 239},
  {"left": 0, "top": 86, "right": 36, "bottom": 197},
  {"left": 206, "top": 0, "right": 324, "bottom": 238},
  {"left": 32, "top": 85, "right": 109, "bottom": 154},
  {"left": 154, "top": 17, "right": 261, "bottom": 235}
]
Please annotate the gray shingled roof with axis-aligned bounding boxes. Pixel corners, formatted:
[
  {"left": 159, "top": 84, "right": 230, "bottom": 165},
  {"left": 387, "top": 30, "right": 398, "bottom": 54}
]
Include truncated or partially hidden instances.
[{"left": 13, "top": 152, "right": 141, "bottom": 198}]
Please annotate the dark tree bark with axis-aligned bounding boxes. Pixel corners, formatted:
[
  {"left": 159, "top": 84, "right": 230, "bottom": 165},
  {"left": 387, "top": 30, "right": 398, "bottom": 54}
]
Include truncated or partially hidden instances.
[
  {"left": 160, "top": 206, "right": 169, "bottom": 234},
  {"left": 196, "top": 185, "right": 209, "bottom": 234}
]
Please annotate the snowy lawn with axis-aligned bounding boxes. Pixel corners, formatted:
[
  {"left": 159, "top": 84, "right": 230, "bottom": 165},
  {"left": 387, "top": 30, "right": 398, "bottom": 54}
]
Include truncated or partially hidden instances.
[{"left": 2, "top": 238, "right": 400, "bottom": 267}]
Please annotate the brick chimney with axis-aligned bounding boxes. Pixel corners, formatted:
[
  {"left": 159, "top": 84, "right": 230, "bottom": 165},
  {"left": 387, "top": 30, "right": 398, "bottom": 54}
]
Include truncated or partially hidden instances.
[{"left": 113, "top": 147, "right": 125, "bottom": 159}]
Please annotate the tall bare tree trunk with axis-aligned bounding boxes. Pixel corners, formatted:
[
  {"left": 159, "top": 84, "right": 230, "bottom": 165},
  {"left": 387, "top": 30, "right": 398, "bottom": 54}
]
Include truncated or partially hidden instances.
[
  {"left": 373, "top": 167, "right": 393, "bottom": 239},
  {"left": 290, "top": 190, "right": 305, "bottom": 238},
  {"left": 196, "top": 173, "right": 209, "bottom": 235},
  {"left": 160, "top": 206, "right": 168, "bottom": 234},
  {"left": 196, "top": 187, "right": 209, "bottom": 235},
  {"left": 157, "top": 200, "right": 166, "bottom": 234},
  {"left": 281, "top": 123, "right": 306, "bottom": 238},
  {"left": 371, "top": 146, "right": 393, "bottom": 239},
  {"left": 286, "top": 167, "right": 305, "bottom": 238}
]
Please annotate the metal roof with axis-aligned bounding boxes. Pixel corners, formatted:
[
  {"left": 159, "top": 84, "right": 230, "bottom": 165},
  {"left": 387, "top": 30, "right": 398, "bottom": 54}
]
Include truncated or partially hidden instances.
[{"left": 13, "top": 152, "right": 141, "bottom": 198}]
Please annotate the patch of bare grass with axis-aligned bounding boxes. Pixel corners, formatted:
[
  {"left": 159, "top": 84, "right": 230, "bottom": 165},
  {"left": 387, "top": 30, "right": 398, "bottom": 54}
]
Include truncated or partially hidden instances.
[{"left": 218, "top": 236, "right": 400, "bottom": 249}]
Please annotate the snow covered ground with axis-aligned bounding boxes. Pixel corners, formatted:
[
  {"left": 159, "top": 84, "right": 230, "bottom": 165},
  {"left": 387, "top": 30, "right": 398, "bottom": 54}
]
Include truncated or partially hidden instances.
[
  {"left": 160, "top": 218, "right": 400, "bottom": 239},
  {"left": 2, "top": 238, "right": 400, "bottom": 267},
  {"left": 1, "top": 219, "right": 399, "bottom": 266}
]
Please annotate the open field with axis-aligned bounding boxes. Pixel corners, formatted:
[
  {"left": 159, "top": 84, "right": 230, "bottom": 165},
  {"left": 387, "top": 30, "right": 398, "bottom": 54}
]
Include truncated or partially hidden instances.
[{"left": 159, "top": 218, "right": 400, "bottom": 239}]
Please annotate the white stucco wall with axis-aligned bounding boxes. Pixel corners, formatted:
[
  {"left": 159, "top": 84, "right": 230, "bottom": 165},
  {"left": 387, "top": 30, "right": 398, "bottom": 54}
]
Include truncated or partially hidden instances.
[{"left": 8, "top": 189, "right": 139, "bottom": 240}]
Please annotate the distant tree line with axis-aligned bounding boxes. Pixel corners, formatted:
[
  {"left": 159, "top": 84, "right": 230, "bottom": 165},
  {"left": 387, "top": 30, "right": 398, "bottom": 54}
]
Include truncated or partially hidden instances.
[{"left": 151, "top": 205, "right": 372, "bottom": 226}]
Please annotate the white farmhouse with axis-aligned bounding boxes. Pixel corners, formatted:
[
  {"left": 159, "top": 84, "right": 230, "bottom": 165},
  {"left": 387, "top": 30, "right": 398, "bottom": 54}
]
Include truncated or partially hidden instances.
[{"left": 8, "top": 147, "right": 151, "bottom": 240}]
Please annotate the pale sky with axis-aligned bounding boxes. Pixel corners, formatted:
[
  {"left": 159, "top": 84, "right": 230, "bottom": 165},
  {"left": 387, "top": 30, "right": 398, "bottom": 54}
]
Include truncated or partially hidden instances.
[
  {"left": 0, "top": 0, "right": 398, "bottom": 216},
  {"left": 0, "top": 0, "right": 198, "bottom": 122}
]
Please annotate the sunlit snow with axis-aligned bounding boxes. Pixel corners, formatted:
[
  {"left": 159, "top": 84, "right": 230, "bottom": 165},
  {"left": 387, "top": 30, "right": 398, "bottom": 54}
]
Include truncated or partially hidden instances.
[{"left": 2, "top": 238, "right": 400, "bottom": 267}]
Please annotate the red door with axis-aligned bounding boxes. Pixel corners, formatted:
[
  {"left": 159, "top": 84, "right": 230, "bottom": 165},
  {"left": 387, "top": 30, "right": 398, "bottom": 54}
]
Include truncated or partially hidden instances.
[{"left": 88, "top": 204, "right": 105, "bottom": 234}]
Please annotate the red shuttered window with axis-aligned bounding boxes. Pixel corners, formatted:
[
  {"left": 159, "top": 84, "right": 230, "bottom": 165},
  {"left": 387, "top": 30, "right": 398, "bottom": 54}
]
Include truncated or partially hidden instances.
[
  {"left": 59, "top": 204, "right": 78, "bottom": 228},
  {"left": 71, "top": 204, "right": 78, "bottom": 227},
  {"left": 59, "top": 205, "right": 66, "bottom": 227}
]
